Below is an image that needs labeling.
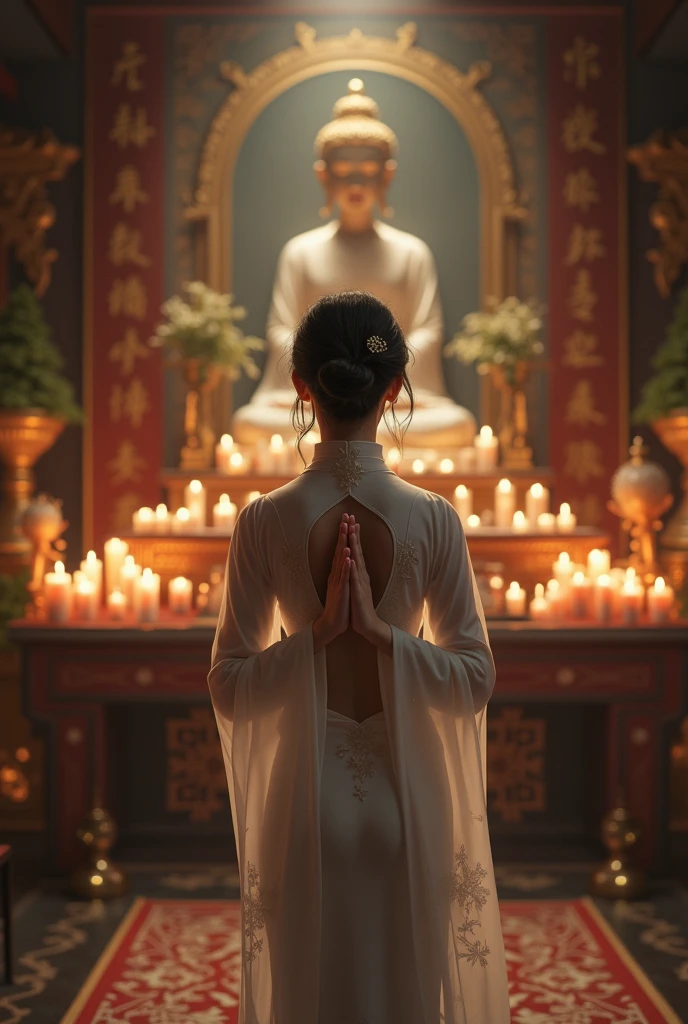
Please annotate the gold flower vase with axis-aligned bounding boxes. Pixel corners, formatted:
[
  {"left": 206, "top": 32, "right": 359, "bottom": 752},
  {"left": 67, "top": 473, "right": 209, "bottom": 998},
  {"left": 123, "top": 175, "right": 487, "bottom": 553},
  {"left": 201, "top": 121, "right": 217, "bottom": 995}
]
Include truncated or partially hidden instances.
[
  {"left": 652, "top": 407, "right": 688, "bottom": 592},
  {"left": 179, "top": 359, "right": 224, "bottom": 471},
  {"left": 489, "top": 362, "right": 533, "bottom": 470},
  {"left": 0, "top": 410, "right": 65, "bottom": 568}
]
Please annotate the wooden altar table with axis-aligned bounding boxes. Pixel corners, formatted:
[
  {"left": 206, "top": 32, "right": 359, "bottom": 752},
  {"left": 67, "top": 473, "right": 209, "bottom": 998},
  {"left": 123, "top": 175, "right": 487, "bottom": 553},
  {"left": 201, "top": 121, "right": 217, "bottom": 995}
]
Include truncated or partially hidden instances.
[{"left": 8, "top": 617, "right": 688, "bottom": 873}]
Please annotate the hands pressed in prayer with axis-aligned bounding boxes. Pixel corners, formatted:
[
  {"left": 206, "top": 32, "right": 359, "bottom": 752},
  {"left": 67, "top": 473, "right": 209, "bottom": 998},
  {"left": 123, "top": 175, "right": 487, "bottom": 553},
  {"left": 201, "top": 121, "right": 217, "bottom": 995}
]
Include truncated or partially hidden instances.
[
  {"left": 347, "top": 514, "right": 393, "bottom": 656},
  {"left": 313, "top": 514, "right": 352, "bottom": 649}
]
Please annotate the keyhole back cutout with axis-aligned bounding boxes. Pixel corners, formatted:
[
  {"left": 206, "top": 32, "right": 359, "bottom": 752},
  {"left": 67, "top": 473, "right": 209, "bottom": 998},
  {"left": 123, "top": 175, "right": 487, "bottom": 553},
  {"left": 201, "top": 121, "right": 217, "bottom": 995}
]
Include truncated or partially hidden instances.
[{"left": 307, "top": 495, "right": 395, "bottom": 611}]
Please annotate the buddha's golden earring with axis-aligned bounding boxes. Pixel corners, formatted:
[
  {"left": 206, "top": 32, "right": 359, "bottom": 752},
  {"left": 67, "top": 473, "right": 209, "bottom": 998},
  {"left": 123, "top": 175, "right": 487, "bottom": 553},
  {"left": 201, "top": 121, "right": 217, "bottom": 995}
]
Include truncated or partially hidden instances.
[{"left": 319, "top": 182, "right": 334, "bottom": 219}]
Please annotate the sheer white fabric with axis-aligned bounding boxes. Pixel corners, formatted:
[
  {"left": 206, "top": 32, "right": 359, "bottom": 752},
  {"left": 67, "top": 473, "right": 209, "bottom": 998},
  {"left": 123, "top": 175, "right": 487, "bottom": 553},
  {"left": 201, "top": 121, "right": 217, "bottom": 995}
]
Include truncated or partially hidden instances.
[{"left": 209, "top": 439, "right": 511, "bottom": 1024}]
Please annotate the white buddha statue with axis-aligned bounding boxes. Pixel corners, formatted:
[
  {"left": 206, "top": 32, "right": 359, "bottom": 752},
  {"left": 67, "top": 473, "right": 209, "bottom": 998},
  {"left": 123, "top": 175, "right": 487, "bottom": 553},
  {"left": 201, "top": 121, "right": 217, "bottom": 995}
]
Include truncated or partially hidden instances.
[{"left": 231, "top": 79, "right": 477, "bottom": 449}]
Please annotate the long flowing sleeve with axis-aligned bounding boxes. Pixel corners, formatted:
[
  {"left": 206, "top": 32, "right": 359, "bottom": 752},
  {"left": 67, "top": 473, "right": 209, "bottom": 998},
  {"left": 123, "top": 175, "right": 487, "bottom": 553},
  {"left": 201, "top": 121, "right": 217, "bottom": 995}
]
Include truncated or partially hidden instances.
[
  {"left": 208, "top": 495, "right": 314, "bottom": 722},
  {"left": 390, "top": 493, "right": 495, "bottom": 715}
]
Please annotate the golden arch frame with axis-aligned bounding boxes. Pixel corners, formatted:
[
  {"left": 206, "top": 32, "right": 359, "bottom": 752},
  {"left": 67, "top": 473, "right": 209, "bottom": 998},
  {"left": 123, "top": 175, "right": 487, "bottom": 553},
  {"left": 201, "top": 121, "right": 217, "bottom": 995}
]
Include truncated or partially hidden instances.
[{"left": 186, "top": 21, "right": 527, "bottom": 303}]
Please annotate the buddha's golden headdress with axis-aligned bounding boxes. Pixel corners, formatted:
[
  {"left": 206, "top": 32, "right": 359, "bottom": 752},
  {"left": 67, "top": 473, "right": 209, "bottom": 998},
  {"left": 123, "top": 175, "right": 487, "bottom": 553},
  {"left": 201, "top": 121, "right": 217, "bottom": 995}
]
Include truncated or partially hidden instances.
[{"left": 314, "top": 79, "right": 398, "bottom": 161}]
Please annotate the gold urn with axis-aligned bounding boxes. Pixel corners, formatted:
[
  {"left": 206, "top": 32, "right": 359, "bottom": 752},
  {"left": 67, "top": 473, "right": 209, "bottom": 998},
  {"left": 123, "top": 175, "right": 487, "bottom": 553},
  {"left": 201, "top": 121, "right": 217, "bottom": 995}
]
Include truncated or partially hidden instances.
[
  {"left": 0, "top": 410, "right": 65, "bottom": 568},
  {"left": 652, "top": 408, "right": 688, "bottom": 591},
  {"left": 179, "top": 359, "right": 224, "bottom": 471}
]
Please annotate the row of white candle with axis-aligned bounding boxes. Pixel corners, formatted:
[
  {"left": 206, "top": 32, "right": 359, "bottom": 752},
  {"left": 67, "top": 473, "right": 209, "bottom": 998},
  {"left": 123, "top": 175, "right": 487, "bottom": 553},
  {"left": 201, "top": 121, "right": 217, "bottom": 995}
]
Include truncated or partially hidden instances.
[
  {"left": 44, "top": 557, "right": 196, "bottom": 624},
  {"left": 132, "top": 492, "right": 238, "bottom": 534},
  {"left": 453, "top": 480, "right": 577, "bottom": 532},
  {"left": 491, "top": 549, "right": 676, "bottom": 624}
]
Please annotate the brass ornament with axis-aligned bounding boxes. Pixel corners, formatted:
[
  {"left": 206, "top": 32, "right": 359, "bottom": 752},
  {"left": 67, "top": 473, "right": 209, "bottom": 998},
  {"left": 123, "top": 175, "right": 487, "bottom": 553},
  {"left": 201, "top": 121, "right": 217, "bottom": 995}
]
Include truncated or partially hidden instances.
[
  {"left": 70, "top": 786, "right": 128, "bottom": 900},
  {"left": 489, "top": 361, "right": 533, "bottom": 470},
  {"left": 608, "top": 435, "right": 673, "bottom": 577},
  {"left": 627, "top": 129, "right": 688, "bottom": 298},
  {"left": 0, "top": 126, "right": 80, "bottom": 296},
  {"left": 589, "top": 792, "right": 646, "bottom": 900},
  {"left": 179, "top": 358, "right": 224, "bottom": 470}
]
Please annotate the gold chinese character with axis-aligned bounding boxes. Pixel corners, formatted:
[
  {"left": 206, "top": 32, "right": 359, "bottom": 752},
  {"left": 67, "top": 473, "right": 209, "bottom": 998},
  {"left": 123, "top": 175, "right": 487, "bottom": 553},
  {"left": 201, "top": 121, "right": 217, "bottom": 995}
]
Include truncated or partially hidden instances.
[
  {"left": 108, "top": 223, "right": 151, "bottom": 268},
  {"left": 112, "top": 41, "right": 146, "bottom": 91},
  {"left": 565, "top": 225, "right": 606, "bottom": 265},
  {"left": 562, "top": 330, "right": 604, "bottom": 368},
  {"left": 568, "top": 269, "right": 597, "bottom": 322},
  {"left": 109, "top": 276, "right": 147, "bottom": 320},
  {"left": 563, "top": 168, "right": 600, "bottom": 211},
  {"left": 566, "top": 380, "right": 607, "bottom": 426},
  {"left": 109, "top": 327, "right": 150, "bottom": 375},
  {"left": 563, "top": 36, "right": 601, "bottom": 91},
  {"left": 564, "top": 440, "right": 605, "bottom": 483},
  {"left": 109, "top": 166, "right": 149, "bottom": 213},
  {"left": 108, "top": 440, "right": 147, "bottom": 485},
  {"left": 109, "top": 104, "right": 155, "bottom": 149},
  {"left": 561, "top": 105, "right": 607, "bottom": 155},
  {"left": 110, "top": 378, "right": 149, "bottom": 428}
]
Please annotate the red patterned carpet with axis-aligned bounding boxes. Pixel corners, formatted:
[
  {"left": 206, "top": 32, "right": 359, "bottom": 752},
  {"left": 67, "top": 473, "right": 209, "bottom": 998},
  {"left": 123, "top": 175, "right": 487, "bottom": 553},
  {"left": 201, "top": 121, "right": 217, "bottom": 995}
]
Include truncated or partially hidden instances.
[{"left": 62, "top": 897, "right": 681, "bottom": 1023}]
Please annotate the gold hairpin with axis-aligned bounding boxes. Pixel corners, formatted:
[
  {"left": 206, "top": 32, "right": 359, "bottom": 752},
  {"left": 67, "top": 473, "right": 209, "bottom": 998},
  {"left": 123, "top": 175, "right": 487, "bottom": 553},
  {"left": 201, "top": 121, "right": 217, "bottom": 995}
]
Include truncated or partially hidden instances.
[{"left": 366, "top": 335, "right": 387, "bottom": 353}]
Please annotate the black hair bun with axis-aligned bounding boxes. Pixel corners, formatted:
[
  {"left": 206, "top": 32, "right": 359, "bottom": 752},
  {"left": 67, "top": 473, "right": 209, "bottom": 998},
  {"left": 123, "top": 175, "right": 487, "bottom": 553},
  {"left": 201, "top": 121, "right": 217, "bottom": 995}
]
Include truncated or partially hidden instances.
[{"left": 317, "top": 358, "right": 375, "bottom": 400}]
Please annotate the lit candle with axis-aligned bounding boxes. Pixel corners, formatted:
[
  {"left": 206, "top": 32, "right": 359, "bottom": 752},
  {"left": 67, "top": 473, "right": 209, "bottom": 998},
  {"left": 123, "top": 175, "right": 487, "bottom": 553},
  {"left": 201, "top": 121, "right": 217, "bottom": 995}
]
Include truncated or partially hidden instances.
[
  {"left": 571, "top": 571, "right": 591, "bottom": 619},
  {"left": 213, "top": 493, "right": 237, "bottom": 531},
  {"left": 411, "top": 458, "right": 425, "bottom": 475},
  {"left": 526, "top": 483, "right": 550, "bottom": 526},
  {"left": 44, "top": 560, "right": 72, "bottom": 624},
  {"left": 529, "top": 583, "right": 550, "bottom": 621},
  {"left": 593, "top": 574, "right": 614, "bottom": 624},
  {"left": 474, "top": 425, "right": 499, "bottom": 471},
  {"left": 494, "top": 478, "right": 515, "bottom": 528},
  {"left": 247, "top": 490, "right": 261, "bottom": 504},
  {"left": 107, "top": 588, "right": 127, "bottom": 621},
  {"left": 453, "top": 484, "right": 473, "bottom": 523},
  {"left": 135, "top": 567, "right": 160, "bottom": 624},
  {"left": 647, "top": 576, "right": 674, "bottom": 624},
  {"left": 228, "top": 450, "right": 246, "bottom": 475},
  {"left": 80, "top": 550, "right": 103, "bottom": 606},
  {"left": 455, "top": 446, "right": 477, "bottom": 472},
  {"left": 505, "top": 581, "right": 526, "bottom": 617},
  {"left": 215, "top": 433, "right": 234, "bottom": 474},
  {"left": 119, "top": 555, "right": 142, "bottom": 610},
  {"left": 553, "top": 551, "right": 575, "bottom": 589},
  {"left": 466, "top": 513, "right": 481, "bottom": 531},
  {"left": 73, "top": 577, "right": 97, "bottom": 622},
  {"left": 619, "top": 576, "right": 644, "bottom": 626},
  {"left": 269, "top": 433, "right": 291, "bottom": 474},
  {"left": 104, "top": 537, "right": 129, "bottom": 597},
  {"left": 537, "top": 512, "right": 556, "bottom": 533},
  {"left": 587, "top": 548, "right": 611, "bottom": 581},
  {"left": 173, "top": 507, "right": 191, "bottom": 534},
  {"left": 439, "top": 458, "right": 454, "bottom": 474},
  {"left": 546, "top": 578, "right": 565, "bottom": 619},
  {"left": 132, "top": 506, "right": 155, "bottom": 534},
  {"left": 184, "top": 479, "right": 206, "bottom": 529},
  {"left": 168, "top": 575, "right": 193, "bottom": 615},
  {"left": 155, "top": 503, "right": 170, "bottom": 534},
  {"left": 556, "top": 502, "right": 577, "bottom": 531},
  {"left": 512, "top": 510, "right": 528, "bottom": 532},
  {"left": 489, "top": 575, "right": 505, "bottom": 615}
]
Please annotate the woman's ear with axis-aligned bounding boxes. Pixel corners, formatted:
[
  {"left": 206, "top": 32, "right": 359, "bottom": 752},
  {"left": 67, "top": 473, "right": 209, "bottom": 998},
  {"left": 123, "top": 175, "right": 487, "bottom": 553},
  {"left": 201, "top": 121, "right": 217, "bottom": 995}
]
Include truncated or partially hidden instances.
[{"left": 292, "top": 369, "right": 312, "bottom": 403}]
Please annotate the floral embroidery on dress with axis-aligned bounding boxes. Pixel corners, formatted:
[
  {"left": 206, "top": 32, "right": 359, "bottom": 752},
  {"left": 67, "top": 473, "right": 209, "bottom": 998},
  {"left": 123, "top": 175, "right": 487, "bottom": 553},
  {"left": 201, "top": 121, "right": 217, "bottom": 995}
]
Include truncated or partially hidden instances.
[
  {"left": 332, "top": 444, "right": 364, "bottom": 491},
  {"left": 380, "top": 540, "right": 419, "bottom": 614},
  {"left": 335, "top": 724, "right": 386, "bottom": 802},
  {"left": 450, "top": 845, "right": 491, "bottom": 967},
  {"left": 242, "top": 860, "right": 268, "bottom": 964}
]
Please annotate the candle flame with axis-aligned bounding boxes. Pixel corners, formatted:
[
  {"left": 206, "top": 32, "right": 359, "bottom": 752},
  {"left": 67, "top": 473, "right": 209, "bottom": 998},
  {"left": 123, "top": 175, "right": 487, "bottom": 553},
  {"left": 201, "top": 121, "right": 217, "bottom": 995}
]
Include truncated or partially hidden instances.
[
  {"left": 530, "top": 483, "right": 543, "bottom": 498},
  {"left": 456, "top": 484, "right": 468, "bottom": 497},
  {"left": 220, "top": 434, "right": 234, "bottom": 450},
  {"left": 411, "top": 459, "right": 424, "bottom": 474},
  {"left": 498, "top": 478, "right": 512, "bottom": 493},
  {"left": 189, "top": 480, "right": 202, "bottom": 494},
  {"left": 534, "top": 583, "right": 544, "bottom": 599},
  {"left": 479, "top": 425, "right": 493, "bottom": 441},
  {"left": 439, "top": 458, "right": 454, "bottom": 473},
  {"left": 597, "top": 574, "right": 611, "bottom": 587},
  {"left": 654, "top": 577, "right": 665, "bottom": 593},
  {"left": 507, "top": 581, "right": 522, "bottom": 595},
  {"left": 55, "top": 560, "right": 65, "bottom": 574}
]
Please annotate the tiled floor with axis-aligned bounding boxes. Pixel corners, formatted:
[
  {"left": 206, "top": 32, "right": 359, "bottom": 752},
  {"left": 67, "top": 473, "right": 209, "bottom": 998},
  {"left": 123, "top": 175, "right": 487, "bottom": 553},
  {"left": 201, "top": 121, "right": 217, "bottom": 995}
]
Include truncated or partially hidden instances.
[{"left": 1, "top": 863, "right": 688, "bottom": 1023}]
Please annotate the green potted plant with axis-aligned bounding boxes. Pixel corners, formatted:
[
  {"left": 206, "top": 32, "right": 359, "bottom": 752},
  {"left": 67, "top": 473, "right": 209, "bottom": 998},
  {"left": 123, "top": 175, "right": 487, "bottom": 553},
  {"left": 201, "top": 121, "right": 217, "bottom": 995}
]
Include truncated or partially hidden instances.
[
  {"left": 633, "top": 284, "right": 688, "bottom": 568},
  {"left": 0, "top": 284, "right": 82, "bottom": 557},
  {"left": 149, "top": 281, "right": 264, "bottom": 468}
]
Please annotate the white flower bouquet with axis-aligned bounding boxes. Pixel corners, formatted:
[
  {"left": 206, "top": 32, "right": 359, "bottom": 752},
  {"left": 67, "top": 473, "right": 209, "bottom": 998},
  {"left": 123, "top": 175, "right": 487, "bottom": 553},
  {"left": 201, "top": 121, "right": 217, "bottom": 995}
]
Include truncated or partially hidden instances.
[
  {"left": 150, "top": 281, "right": 265, "bottom": 387},
  {"left": 444, "top": 296, "right": 544, "bottom": 388}
]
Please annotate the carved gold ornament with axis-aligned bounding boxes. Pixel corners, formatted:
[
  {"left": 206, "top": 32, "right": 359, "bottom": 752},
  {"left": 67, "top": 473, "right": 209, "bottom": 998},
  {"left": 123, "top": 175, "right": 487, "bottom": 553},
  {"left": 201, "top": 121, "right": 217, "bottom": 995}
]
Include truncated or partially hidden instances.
[
  {"left": 628, "top": 129, "right": 688, "bottom": 298},
  {"left": 0, "top": 126, "right": 80, "bottom": 295},
  {"left": 186, "top": 21, "right": 524, "bottom": 306}
]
